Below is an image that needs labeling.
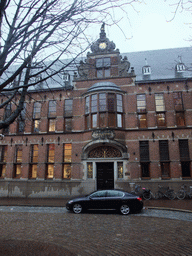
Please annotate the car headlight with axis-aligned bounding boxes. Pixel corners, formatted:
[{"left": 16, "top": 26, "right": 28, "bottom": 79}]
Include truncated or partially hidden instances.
[{"left": 68, "top": 200, "right": 74, "bottom": 204}]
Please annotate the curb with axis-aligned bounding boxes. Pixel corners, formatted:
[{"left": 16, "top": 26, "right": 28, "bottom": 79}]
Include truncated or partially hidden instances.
[{"left": 145, "top": 206, "right": 192, "bottom": 213}]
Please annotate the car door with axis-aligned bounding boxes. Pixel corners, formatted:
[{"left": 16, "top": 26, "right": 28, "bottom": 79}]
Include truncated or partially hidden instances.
[
  {"left": 105, "top": 190, "right": 124, "bottom": 209},
  {"left": 88, "top": 190, "right": 107, "bottom": 209}
]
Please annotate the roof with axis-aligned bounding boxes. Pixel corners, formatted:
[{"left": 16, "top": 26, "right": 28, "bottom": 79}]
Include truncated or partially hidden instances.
[
  {"left": 1, "top": 47, "right": 192, "bottom": 92},
  {"left": 124, "top": 47, "right": 192, "bottom": 82}
]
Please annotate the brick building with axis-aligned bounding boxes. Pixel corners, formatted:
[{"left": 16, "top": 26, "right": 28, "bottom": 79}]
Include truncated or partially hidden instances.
[{"left": 0, "top": 24, "right": 192, "bottom": 198}]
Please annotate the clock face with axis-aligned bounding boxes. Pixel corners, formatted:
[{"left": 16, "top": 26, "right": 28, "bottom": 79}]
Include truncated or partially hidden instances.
[{"left": 99, "top": 42, "right": 107, "bottom": 50}]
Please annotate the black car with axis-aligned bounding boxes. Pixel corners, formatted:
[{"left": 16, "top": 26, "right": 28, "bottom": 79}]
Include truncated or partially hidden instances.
[{"left": 66, "top": 189, "right": 143, "bottom": 215}]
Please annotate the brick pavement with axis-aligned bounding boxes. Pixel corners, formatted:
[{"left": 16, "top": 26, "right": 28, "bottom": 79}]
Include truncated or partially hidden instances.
[{"left": 0, "top": 210, "right": 192, "bottom": 256}]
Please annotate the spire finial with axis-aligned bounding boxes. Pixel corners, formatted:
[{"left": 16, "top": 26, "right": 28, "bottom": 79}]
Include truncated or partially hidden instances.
[{"left": 100, "top": 22, "right": 106, "bottom": 39}]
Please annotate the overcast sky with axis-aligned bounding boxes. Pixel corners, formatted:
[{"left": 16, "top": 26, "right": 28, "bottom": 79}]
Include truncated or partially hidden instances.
[{"left": 94, "top": 0, "right": 192, "bottom": 53}]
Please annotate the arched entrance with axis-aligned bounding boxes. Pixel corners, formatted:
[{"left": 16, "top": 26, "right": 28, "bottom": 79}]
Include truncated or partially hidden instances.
[
  {"left": 88, "top": 145, "right": 122, "bottom": 190},
  {"left": 82, "top": 140, "right": 129, "bottom": 190}
]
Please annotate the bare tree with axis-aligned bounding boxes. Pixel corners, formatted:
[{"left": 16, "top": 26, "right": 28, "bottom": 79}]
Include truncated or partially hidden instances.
[{"left": 0, "top": 0, "right": 142, "bottom": 130}]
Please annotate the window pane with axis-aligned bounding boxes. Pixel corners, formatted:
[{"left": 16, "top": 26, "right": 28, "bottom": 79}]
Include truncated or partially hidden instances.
[
  {"left": 18, "top": 120, "right": 25, "bottom": 133},
  {"left": 99, "top": 113, "right": 106, "bottom": 128},
  {"left": 137, "top": 95, "right": 146, "bottom": 112},
  {"left": 32, "top": 164, "right": 37, "bottom": 178},
  {"left": 181, "top": 161, "right": 191, "bottom": 177},
  {"left": 47, "top": 164, "right": 54, "bottom": 178},
  {"left": 117, "top": 162, "right": 123, "bottom": 178},
  {"left": 64, "top": 99, "right": 73, "bottom": 117},
  {"left": 65, "top": 118, "right": 72, "bottom": 131},
  {"left": 108, "top": 94, "right": 115, "bottom": 112},
  {"left": 16, "top": 146, "right": 22, "bottom": 163},
  {"left": 16, "top": 165, "right": 21, "bottom": 175},
  {"left": 138, "top": 114, "right": 147, "bottom": 128},
  {"left": 157, "top": 113, "right": 166, "bottom": 127},
  {"left": 161, "top": 162, "right": 170, "bottom": 177},
  {"left": 49, "top": 119, "right": 56, "bottom": 132},
  {"left": 87, "top": 162, "right": 93, "bottom": 179},
  {"left": 85, "top": 115, "right": 90, "bottom": 129},
  {"left": 48, "top": 100, "right": 56, "bottom": 117},
  {"left": 176, "top": 112, "right": 185, "bottom": 126},
  {"left": 117, "top": 94, "right": 123, "bottom": 112},
  {"left": 1, "top": 165, "right": 6, "bottom": 178},
  {"left": 99, "top": 93, "right": 106, "bottom": 111},
  {"left": 48, "top": 144, "right": 55, "bottom": 163},
  {"left": 97, "top": 69, "right": 103, "bottom": 78},
  {"left": 103, "top": 58, "right": 110, "bottom": 67},
  {"left": 96, "top": 58, "right": 103, "bottom": 68},
  {"left": 63, "top": 164, "right": 71, "bottom": 179},
  {"left": 159, "top": 141, "right": 169, "bottom": 161},
  {"left": 85, "top": 96, "right": 90, "bottom": 114},
  {"left": 92, "top": 114, "right": 97, "bottom": 128},
  {"left": 91, "top": 94, "right": 97, "bottom": 113},
  {"left": 173, "top": 92, "right": 183, "bottom": 111},
  {"left": 117, "top": 114, "right": 122, "bottom": 127},
  {"left": 64, "top": 144, "right": 72, "bottom": 162},
  {"left": 0, "top": 146, "right": 7, "bottom": 162},
  {"left": 104, "top": 68, "right": 110, "bottom": 77},
  {"left": 33, "top": 102, "right": 41, "bottom": 119},
  {"left": 33, "top": 120, "right": 40, "bottom": 133},
  {"left": 141, "top": 162, "right": 150, "bottom": 177},
  {"left": 108, "top": 113, "right": 115, "bottom": 127},
  {"left": 155, "top": 94, "right": 165, "bottom": 112},
  {"left": 32, "top": 145, "right": 38, "bottom": 163},
  {"left": 140, "top": 141, "right": 149, "bottom": 161}
]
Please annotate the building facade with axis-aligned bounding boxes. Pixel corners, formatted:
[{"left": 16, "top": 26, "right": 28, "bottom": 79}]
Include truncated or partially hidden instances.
[{"left": 0, "top": 24, "right": 192, "bottom": 198}]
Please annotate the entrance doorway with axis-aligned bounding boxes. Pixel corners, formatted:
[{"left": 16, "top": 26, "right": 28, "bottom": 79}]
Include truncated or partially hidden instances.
[{"left": 96, "top": 162, "right": 114, "bottom": 190}]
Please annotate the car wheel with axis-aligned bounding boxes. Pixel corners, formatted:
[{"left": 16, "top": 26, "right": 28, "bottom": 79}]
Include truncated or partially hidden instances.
[
  {"left": 120, "top": 204, "right": 130, "bottom": 215},
  {"left": 72, "top": 203, "right": 83, "bottom": 214}
]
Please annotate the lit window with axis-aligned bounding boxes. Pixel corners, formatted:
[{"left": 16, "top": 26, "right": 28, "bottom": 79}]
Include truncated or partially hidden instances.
[
  {"left": 117, "top": 162, "right": 123, "bottom": 178},
  {"left": 155, "top": 94, "right": 166, "bottom": 127},
  {"left": 138, "top": 114, "right": 147, "bottom": 128},
  {"left": 48, "top": 119, "right": 56, "bottom": 132},
  {"left": 29, "top": 145, "right": 39, "bottom": 179},
  {"left": 46, "top": 144, "right": 55, "bottom": 179},
  {"left": 87, "top": 162, "right": 93, "bottom": 179},
  {"left": 14, "top": 145, "right": 22, "bottom": 178},
  {"left": 0, "top": 146, "right": 7, "bottom": 178},
  {"left": 33, "top": 120, "right": 40, "bottom": 133},
  {"left": 63, "top": 144, "right": 72, "bottom": 179}
]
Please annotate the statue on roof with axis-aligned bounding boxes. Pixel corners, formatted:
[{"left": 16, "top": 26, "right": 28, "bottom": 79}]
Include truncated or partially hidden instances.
[{"left": 119, "top": 56, "right": 130, "bottom": 76}]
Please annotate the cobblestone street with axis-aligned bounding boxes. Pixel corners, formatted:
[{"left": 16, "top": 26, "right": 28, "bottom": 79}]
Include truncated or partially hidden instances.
[{"left": 0, "top": 205, "right": 192, "bottom": 256}]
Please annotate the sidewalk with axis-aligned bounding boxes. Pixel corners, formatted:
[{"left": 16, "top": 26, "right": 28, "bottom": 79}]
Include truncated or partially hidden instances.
[{"left": 0, "top": 197, "right": 192, "bottom": 211}]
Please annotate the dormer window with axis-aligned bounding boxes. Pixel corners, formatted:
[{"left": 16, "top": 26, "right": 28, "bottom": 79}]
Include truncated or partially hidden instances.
[
  {"left": 142, "top": 59, "right": 151, "bottom": 76},
  {"left": 96, "top": 57, "right": 111, "bottom": 78},
  {"left": 142, "top": 66, "right": 151, "bottom": 75},
  {"left": 176, "top": 63, "right": 185, "bottom": 72}
]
